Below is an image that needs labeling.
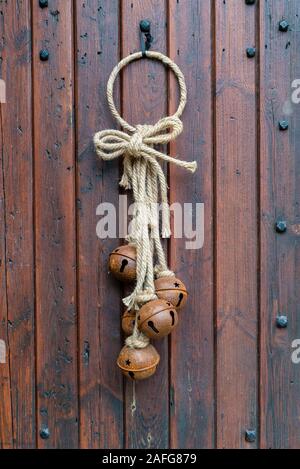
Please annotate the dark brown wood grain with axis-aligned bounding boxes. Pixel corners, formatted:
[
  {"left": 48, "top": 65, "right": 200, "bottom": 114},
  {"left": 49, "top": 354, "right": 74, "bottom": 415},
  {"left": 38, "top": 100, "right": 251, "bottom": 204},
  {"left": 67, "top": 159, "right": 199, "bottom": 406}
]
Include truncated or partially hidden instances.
[
  {"left": 168, "top": 0, "right": 215, "bottom": 449},
  {"left": 215, "top": 0, "right": 258, "bottom": 448},
  {"left": 0, "top": 0, "right": 35, "bottom": 448},
  {"left": 121, "top": 0, "right": 169, "bottom": 449},
  {"left": 259, "top": 0, "right": 300, "bottom": 449},
  {"left": 75, "top": 0, "right": 123, "bottom": 449},
  {"left": 0, "top": 71, "right": 13, "bottom": 450},
  {"left": 32, "top": 1, "right": 78, "bottom": 448}
]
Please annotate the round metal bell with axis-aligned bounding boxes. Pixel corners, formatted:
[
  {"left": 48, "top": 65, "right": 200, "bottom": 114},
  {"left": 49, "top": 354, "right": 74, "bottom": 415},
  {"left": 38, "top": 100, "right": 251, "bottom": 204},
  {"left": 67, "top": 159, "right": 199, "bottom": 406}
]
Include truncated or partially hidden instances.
[
  {"left": 121, "top": 309, "right": 136, "bottom": 336},
  {"left": 117, "top": 344, "right": 160, "bottom": 380},
  {"left": 109, "top": 244, "right": 136, "bottom": 282},
  {"left": 154, "top": 276, "right": 188, "bottom": 310},
  {"left": 137, "top": 299, "right": 178, "bottom": 339}
]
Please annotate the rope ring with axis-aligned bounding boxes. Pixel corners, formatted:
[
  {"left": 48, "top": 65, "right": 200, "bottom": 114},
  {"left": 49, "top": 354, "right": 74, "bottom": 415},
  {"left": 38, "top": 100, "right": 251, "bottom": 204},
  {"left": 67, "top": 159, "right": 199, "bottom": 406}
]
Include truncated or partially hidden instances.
[{"left": 106, "top": 51, "right": 187, "bottom": 133}]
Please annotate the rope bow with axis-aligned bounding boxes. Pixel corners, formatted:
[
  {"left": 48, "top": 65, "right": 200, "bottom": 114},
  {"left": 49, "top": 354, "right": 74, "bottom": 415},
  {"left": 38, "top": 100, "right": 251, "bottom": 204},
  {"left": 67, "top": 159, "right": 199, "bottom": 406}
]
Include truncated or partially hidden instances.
[{"left": 93, "top": 116, "right": 197, "bottom": 174}]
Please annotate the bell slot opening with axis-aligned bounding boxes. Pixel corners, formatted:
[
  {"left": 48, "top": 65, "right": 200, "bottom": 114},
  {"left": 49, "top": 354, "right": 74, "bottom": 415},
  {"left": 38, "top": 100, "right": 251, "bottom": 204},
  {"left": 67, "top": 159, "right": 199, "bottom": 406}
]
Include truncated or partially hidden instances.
[
  {"left": 120, "top": 259, "right": 129, "bottom": 272},
  {"left": 170, "top": 311, "right": 175, "bottom": 325},
  {"left": 147, "top": 320, "right": 159, "bottom": 334},
  {"left": 176, "top": 293, "right": 184, "bottom": 308}
]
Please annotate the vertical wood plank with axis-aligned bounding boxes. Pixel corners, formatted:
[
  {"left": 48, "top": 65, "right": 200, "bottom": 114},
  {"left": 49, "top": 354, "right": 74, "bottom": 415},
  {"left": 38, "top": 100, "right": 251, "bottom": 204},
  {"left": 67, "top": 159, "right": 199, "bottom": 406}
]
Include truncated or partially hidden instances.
[
  {"left": 168, "top": 0, "right": 215, "bottom": 449},
  {"left": 75, "top": 0, "right": 123, "bottom": 448},
  {"left": 0, "top": 86, "right": 13, "bottom": 450},
  {"left": 215, "top": 0, "right": 258, "bottom": 448},
  {"left": 259, "top": 0, "right": 300, "bottom": 448},
  {"left": 32, "top": 0, "right": 78, "bottom": 448},
  {"left": 122, "top": 0, "right": 169, "bottom": 449},
  {"left": 0, "top": 0, "right": 35, "bottom": 448}
]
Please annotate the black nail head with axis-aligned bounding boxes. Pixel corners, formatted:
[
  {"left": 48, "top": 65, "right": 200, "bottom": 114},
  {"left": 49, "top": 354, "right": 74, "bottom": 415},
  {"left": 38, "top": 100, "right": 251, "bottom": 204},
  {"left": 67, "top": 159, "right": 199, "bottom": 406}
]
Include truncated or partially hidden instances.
[
  {"left": 39, "top": 427, "right": 50, "bottom": 439},
  {"left": 246, "top": 47, "right": 256, "bottom": 58},
  {"left": 275, "top": 220, "right": 287, "bottom": 233},
  {"left": 279, "top": 120, "right": 288, "bottom": 131},
  {"left": 245, "top": 0, "right": 256, "bottom": 4},
  {"left": 39, "top": 49, "right": 49, "bottom": 61},
  {"left": 276, "top": 315, "right": 288, "bottom": 328},
  {"left": 279, "top": 20, "right": 289, "bottom": 32},
  {"left": 140, "top": 20, "right": 151, "bottom": 33},
  {"left": 39, "top": 0, "right": 48, "bottom": 8},
  {"left": 245, "top": 430, "right": 256, "bottom": 443}
]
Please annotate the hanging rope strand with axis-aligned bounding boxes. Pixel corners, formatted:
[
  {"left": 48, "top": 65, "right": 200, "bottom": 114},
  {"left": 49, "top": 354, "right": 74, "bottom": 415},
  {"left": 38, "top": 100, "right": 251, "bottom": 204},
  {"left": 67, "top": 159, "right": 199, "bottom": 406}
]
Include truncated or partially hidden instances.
[{"left": 146, "top": 161, "right": 174, "bottom": 278}]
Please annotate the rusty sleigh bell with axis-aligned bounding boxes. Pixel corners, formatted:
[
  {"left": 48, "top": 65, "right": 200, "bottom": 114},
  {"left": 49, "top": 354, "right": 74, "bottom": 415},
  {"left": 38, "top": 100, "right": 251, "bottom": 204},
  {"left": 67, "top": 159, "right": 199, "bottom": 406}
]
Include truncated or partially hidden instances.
[
  {"left": 117, "top": 344, "right": 160, "bottom": 380},
  {"left": 137, "top": 299, "right": 178, "bottom": 339},
  {"left": 121, "top": 309, "right": 136, "bottom": 336},
  {"left": 109, "top": 244, "right": 136, "bottom": 282},
  {"left": 154, "top": 276, "right": 188, "bottom": 310}
]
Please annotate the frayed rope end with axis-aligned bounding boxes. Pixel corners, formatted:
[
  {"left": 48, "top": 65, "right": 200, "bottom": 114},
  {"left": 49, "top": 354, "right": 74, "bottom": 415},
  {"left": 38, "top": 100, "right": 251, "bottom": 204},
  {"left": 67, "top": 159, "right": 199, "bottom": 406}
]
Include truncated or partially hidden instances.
[
  {"left": 186, "top": 161, "right": 197, "bottom": 173},
  {"left": 161, "top": 227, "right": 171, "bottom": 238},
  {"left": 119, "top": 173, "right": 131, "bottom": 190}
]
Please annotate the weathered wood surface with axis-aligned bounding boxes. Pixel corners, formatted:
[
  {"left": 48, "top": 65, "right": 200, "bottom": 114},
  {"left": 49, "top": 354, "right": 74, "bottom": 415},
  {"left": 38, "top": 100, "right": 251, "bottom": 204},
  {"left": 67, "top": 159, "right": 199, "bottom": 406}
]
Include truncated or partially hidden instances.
[
  {"left": 259, "top": 0, "right": 300, "bottom": 449},
  {"left": 0, "top": 0, "right": 35, "bottom": 448},
  {"left": 0, "top": 0, "right": 299, "bottom": 449},
  {"left": 215, "top": 0, "right": 258, "bottom": 448},
  {"left": 168, "top": 0, "right": 214, "bottom": 449},
  {"left": 75, "top": 0, "right": 123, "bottom": 449},
  {"left": 32, "top": 0, "right": 78, "bottom": 448}
]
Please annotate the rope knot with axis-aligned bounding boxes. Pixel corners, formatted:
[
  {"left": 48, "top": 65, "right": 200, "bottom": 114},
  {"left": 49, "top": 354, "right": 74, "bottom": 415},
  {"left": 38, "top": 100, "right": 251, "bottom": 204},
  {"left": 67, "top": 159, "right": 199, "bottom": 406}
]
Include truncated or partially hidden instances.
[{"left": 127, "top": 125, "right": 150, "bottom": 157}]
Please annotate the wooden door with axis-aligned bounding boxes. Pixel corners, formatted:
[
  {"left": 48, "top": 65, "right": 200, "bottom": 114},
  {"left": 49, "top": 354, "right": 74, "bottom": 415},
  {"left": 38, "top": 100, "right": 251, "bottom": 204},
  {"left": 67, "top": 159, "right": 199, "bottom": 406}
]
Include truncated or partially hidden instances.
[{"left": 0, "top": 0, "right": 299, "bottom": 449}]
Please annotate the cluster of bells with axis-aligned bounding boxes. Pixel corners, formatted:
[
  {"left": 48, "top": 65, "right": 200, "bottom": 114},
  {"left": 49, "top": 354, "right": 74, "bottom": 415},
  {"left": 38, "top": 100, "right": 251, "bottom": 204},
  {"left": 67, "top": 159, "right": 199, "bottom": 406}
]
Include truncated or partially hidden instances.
[{"left": 109, "top": 244, "right": 188, "bottom": 380}]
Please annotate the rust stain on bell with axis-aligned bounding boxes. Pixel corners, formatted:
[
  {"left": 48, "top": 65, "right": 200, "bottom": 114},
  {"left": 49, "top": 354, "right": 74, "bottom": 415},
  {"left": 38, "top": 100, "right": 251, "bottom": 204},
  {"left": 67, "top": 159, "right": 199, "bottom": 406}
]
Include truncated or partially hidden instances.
[
  {"left": 109, "top": 244, "right": 136, "bottom": 282},
  {"left": 154, "top": 276, "right": 188, "bottom": 310},
  {"left": 138, "top": 299, "right": 178, "bottom": 339},
  {"left": 117, "top": 344, "right": 160, "bottom": 380},
  {"left": 122, "top": 309, "right": 136, "bottom": 336}
]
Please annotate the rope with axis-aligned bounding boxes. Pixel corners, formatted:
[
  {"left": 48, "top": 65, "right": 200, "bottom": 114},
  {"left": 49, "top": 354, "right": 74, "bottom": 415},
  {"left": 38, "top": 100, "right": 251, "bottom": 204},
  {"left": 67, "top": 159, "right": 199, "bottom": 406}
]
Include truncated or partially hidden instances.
[{"left": 94, "top": 51, "right": 197, "bottom": 349}]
